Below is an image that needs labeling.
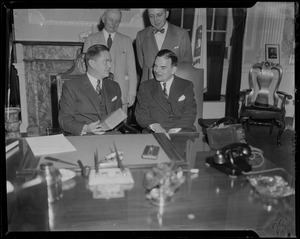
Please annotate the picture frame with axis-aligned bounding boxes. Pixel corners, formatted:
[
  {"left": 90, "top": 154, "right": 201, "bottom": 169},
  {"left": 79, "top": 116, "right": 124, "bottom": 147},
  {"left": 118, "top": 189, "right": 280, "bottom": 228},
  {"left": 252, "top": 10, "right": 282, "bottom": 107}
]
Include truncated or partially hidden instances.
[{"left": 265, "top": 44, "right": 280, "bottom": 64}]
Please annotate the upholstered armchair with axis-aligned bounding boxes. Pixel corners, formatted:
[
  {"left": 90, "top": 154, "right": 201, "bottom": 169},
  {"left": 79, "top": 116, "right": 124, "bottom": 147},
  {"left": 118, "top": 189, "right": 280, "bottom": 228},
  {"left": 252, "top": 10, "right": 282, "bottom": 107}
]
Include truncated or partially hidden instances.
[
  {"left": 239, "top": 61, "right": 292, "bottom": 145},
  {"left": 175, "top": 63, "right": 204, "bottom": 132}
]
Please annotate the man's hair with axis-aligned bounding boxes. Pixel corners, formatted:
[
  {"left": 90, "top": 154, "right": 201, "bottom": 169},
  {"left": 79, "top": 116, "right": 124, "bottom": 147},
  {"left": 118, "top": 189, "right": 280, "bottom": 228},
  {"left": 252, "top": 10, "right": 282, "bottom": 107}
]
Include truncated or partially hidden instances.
[
  {"left": 103, "top": 9, "right": 122, "bottom": 20},
  {"left": 156, "top": 49, "right": 178, "bottom": 66},
  {"left": 85, "top": 44, "right": 109, "bottom": 66}
]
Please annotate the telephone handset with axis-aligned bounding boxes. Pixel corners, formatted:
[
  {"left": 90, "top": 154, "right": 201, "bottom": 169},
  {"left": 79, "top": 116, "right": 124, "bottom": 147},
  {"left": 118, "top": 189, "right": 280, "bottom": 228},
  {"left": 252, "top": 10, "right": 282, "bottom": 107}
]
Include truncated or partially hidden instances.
[{"left": 206, "top": 143, "right": 252, "bottom": 176}]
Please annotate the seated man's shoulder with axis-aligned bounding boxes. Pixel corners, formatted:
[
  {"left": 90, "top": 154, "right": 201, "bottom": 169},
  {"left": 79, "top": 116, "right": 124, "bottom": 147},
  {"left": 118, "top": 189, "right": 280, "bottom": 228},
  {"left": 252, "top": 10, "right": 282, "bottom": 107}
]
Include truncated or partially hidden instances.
[
  {"left": 176, "top": 76, "right": 194, "bottom": 86},
  {"left": 140, "top": 78, "right": 156, "bottom": 87},
  {"left": 63, "top": 74, "right": 86, "bottom": 86}
]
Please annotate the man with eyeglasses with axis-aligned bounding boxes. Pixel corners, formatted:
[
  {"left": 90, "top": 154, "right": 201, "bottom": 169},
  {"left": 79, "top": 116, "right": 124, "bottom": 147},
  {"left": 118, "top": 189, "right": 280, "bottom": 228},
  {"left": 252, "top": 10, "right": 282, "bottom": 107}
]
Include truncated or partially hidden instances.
[{"left": 136, "top": 8, "right": 193, "bottom": 83}]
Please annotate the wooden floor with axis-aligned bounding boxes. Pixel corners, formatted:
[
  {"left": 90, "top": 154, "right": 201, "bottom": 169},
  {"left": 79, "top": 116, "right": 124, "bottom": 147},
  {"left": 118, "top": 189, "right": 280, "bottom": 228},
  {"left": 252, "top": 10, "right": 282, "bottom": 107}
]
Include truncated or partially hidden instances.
[{"left": 244, "top": 124, "right": 296, "bottom": 177}]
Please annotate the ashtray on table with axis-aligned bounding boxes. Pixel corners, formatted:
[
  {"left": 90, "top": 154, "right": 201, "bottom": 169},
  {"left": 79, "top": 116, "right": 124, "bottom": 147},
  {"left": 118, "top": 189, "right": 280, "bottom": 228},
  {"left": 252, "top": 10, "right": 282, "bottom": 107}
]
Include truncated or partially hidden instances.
[{"left": 247, "top": 175, "right": 295, "bottom": 198}]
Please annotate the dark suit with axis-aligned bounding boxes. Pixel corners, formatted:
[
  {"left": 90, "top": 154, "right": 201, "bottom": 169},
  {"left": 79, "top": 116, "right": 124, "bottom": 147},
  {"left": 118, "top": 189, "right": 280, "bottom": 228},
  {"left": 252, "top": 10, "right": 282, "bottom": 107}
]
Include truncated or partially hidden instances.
[
  {"left": 59, "top": 73, "right": 122, "bottom": 136},
  {"left": 136, "top": 23, "right": 193, "bottom": 82},
  {"left": 83, "top": 31, "right": 137, "bottom": 111},
  {"left": 135, "top": 76, "right": 197, "bottom": 132}
]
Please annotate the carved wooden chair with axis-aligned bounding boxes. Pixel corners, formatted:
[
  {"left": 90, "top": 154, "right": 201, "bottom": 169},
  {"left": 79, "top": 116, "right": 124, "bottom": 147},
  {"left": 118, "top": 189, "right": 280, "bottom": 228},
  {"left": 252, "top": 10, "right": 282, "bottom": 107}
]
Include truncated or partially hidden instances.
[{"left": 238, "top": 61, "right": 292, "bottom": 145}]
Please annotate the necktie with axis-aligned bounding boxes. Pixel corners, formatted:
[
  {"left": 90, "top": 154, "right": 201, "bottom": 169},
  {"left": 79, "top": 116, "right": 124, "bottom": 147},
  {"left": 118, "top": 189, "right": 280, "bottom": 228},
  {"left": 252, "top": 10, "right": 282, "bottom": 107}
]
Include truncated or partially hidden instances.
[
  {"left": 107, "top": 34, "right": 112, "bottom": 50},
  {"left": 163, "top": 82, "right": 168, "bottom": 98},
  {"left": 154, "top": 28, "right": 165, "bottom": 34},
  {"left": 96, "top": 79, "right": 102, "bottom": 98}
]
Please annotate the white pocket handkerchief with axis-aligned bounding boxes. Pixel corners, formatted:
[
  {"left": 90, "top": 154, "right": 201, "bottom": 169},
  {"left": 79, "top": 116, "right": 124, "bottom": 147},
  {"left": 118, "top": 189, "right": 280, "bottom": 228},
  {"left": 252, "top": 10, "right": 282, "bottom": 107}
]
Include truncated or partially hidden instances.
[
  {"left": 111, "top": 96, "right": 117, "bottom": 102},
  {"left": 178, "top": 95, "right": 185, "bottom": 101},
  {"left": 174, "top": 46, "right": 179, "bottom": 49}
]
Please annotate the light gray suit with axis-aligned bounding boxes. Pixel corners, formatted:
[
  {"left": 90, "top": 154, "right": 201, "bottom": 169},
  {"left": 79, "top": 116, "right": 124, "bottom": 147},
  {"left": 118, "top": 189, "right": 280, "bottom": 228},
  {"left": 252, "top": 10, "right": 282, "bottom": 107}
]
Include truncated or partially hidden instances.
[{"left": 83, "top": 31, "right": 137, "bottom": 112}]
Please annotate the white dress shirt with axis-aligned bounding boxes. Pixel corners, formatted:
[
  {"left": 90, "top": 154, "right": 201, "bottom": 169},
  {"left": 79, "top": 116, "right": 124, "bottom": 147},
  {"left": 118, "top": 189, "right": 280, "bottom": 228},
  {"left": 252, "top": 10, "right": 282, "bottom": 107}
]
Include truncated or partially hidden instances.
[
  {"left": 154, "top": 22, "right": 168, "bottom": 50},
  {"left": 87, "top": 72, "right": 102, "bottom": 91},
  {"left": 103, "top": 29, "right": 116, "bottom": 44}
]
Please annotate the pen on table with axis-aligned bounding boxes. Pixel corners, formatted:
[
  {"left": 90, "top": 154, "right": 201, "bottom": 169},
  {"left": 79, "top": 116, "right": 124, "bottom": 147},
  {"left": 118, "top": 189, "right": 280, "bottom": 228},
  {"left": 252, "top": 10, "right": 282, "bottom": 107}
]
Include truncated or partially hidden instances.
[
  {"left": 44, "top": 156, "right": 78, "bottom": 167},
  {"left": 94, "top": 149, "right": 99, "bottom": 175},
  {"left": 113, "top": 142, "right": 125, "bottom": 174}
]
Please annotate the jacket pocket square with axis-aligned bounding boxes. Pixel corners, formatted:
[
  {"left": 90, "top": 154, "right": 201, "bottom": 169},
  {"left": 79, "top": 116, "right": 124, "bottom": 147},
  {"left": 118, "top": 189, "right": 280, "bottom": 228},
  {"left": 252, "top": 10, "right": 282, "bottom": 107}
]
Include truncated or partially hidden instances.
[
  {"left": 178, "top": 95, "right": 185, "bottom": 101},
  {"left": 111, "top": 96, "right": 117, "bottom": 102}
]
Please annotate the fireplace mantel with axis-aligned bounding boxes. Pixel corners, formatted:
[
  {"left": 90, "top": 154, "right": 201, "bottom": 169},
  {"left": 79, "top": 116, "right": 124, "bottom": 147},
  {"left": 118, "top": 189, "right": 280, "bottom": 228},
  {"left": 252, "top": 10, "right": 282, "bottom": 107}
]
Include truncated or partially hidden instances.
[{"left": 22, "top": 42, "right": 83, "bottom": 135}]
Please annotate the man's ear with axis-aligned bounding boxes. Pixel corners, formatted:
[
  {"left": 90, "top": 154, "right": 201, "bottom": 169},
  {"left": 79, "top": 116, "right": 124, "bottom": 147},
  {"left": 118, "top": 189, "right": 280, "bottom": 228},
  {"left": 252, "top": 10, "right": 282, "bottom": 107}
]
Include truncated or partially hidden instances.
[
  {"left": 88, "top": 59, "right": 95, "bottom": 69},
  {"left": 165, "top": 10, "right": 169, "bottom": 19},
  {"left": 172, "top": 65, "right": 177, "bottom": 75}
]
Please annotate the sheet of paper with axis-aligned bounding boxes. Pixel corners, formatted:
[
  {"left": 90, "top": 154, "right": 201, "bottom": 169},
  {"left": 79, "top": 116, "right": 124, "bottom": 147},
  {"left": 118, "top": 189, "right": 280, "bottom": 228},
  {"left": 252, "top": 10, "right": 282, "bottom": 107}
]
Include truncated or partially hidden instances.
[
  {"left": 100, "top": 108, "right": 127, "bottom": 129},
  {"left": 25, "top": 134, "right": 77, "bottom": 156}
]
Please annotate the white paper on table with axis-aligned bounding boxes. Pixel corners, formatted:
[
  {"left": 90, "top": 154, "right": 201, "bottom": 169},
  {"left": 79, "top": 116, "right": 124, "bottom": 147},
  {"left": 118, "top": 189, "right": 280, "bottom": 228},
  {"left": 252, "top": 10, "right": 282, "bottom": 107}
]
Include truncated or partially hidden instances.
[{"left": 25, "top": 134, "right": 77, "bottom": 156}]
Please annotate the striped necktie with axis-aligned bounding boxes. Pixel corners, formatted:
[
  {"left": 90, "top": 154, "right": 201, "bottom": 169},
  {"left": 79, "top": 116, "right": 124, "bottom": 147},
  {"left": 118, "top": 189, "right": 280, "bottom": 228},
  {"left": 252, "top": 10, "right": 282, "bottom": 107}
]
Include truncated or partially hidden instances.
[
  {"left": 163, "top": 82, "right": 168, "bottom": 98},
  {"left": 107, "top": 34, "right": 112, "bottom": 50},
  {"left": 96, "top": 79, "right": 102, "bottom": 98}
]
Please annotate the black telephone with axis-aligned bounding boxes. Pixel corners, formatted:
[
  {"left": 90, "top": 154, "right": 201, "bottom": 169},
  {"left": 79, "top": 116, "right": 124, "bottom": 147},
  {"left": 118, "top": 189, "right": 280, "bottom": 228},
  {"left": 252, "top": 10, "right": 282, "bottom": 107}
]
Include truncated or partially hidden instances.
[{"left": 206, "top": 143, "right": 252, "bottom": 176}]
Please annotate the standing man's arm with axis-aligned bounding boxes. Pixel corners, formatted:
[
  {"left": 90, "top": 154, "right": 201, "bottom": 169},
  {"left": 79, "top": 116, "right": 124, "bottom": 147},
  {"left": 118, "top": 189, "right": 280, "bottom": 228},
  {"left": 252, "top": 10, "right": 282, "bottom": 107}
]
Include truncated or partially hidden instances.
[
  {"left": 179, "top": 30, "right": 193, "bottom": 63},
  {"left": 126, "top": 39, "right": 138, "bottom": 107},
  {"left": 135, "top": 33, "right": 144, "bottom": 70}
]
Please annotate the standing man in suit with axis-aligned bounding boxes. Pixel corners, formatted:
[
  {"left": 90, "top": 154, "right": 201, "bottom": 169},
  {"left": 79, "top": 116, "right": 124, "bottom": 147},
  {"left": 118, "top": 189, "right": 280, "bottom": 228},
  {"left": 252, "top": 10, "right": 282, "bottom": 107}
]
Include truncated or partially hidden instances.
[
  {"left": 135, "top": 49, "right": 197, "bottom": 133},
  {"left": 136, "top": 8, "right": 193, "bottom": 83},
  {"left": 59, "top": 44, "right": 123, "bottom": 136},
  {"left": 83, "top": 9, "right": 137, "bottom": 114}
]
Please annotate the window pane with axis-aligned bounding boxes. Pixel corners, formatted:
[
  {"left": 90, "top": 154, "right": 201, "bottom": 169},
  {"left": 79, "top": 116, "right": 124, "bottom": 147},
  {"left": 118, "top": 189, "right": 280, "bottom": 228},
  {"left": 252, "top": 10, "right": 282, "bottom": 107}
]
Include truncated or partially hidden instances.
[
  {"left": 207, "top": 32, "right": 212, "bottom": 41},
  {"left": 214, "top": 8, "right": 228, "bottom": 30}
]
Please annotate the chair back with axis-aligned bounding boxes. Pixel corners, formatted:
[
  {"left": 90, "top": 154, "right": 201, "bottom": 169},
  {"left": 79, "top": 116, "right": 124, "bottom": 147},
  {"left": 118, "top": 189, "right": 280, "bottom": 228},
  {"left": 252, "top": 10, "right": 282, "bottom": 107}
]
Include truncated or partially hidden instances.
[
  {"left": 248, "top": 61, "right": 283, "bottom": 108},
  {"left": 50, "top": 53, "right": 86, "bottom": 130},
  {"left": 175, "top": 63, "right": 204, "bottom": 132}
]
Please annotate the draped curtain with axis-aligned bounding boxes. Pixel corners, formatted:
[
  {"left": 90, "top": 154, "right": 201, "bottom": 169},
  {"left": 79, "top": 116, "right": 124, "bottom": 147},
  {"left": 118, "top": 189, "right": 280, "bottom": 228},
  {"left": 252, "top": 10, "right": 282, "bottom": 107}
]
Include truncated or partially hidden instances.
[{"left": 225, "top": 8, "right": 247, "bottom": 119}]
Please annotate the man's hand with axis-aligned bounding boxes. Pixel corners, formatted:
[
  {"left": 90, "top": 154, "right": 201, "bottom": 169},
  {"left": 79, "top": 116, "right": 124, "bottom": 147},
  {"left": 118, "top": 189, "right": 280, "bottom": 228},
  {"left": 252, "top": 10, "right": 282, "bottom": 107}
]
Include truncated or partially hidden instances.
[
  {"left": 83, "top": 120, "right": 110, "bottom": 135},
  {"left": 151, "top": 123, "right": 167, "bottom": 133},
  {"left": 127, "top": 94, "right": 136, "bottom": 107}
]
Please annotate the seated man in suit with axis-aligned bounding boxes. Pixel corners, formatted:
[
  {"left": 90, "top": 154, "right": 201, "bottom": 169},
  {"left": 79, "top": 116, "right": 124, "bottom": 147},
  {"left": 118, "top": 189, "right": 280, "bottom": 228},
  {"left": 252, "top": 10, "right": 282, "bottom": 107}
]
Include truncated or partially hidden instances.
[
  {"left": 135, "top": 49, "right": 197, "bottom": 133},
  {"left": 59, "top": 44, "right": 123, "bottom": 136}
]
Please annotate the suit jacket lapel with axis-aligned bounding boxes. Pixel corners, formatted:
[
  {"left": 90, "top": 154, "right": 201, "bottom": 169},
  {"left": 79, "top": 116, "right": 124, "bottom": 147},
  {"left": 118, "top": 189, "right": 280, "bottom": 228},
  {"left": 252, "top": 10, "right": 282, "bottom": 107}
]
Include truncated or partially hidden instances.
[
  {"left": 162, "top": 23, "right": 177, "bottom": 50},
  {"left": 102, "top": 79, "right": 113, "bottom": 112},
  {"left": 146, "top": 28, "right": 159, "bottom": 52},
  {"left": 168, "top": 76, "right": 182, "bottom": 103},
  {"left": 150, "top": 81, "right": 170, "bottom": 113},
  {"left": 81, "top": 74, "right": 102, "bottom": 116}
]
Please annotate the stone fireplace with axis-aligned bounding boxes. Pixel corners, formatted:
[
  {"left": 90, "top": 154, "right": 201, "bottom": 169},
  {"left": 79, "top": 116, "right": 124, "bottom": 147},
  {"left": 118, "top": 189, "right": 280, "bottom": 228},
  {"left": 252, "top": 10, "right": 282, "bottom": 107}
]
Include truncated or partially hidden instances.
[{"left": 21, "top": 42, "right": 83, "bottom": 135}]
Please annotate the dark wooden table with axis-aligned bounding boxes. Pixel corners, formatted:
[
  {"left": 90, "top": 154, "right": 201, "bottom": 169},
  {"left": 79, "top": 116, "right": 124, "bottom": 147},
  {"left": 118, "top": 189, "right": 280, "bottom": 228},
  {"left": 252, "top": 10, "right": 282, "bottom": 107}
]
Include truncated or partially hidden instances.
[{"left": 5, "top": 133, "right": 295, "bottom": 237}]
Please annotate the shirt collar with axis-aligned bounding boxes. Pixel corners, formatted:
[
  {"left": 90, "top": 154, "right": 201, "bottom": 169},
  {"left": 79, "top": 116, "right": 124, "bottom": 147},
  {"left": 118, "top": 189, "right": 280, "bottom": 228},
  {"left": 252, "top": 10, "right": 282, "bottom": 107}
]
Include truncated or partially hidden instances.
[
  {"left": 154, "top": 21, "right": 168, "bottom": 34},
  {"left": 103, "top": 29, "right": 116, "bottom": 40},
  {"left": 87, "top": 72, "right": 102, "bottom": 89},
  {"left": 160, "top": 75, "right": 174, "bottom": 87}
]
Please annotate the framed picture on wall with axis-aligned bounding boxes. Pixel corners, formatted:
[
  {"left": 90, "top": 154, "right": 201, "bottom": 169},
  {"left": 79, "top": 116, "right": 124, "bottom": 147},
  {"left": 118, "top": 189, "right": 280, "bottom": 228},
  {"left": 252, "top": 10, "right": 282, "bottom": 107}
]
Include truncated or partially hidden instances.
[{"left": 265, "top": 44, "right": 280, "bottom": 64}]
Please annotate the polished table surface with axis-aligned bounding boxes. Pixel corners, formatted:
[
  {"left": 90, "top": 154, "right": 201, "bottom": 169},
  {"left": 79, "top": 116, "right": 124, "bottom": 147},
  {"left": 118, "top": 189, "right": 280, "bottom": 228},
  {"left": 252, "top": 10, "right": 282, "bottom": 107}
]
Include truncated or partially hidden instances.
[{"left": 6, "top": 133, "right": 295, "bottom": 236}]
